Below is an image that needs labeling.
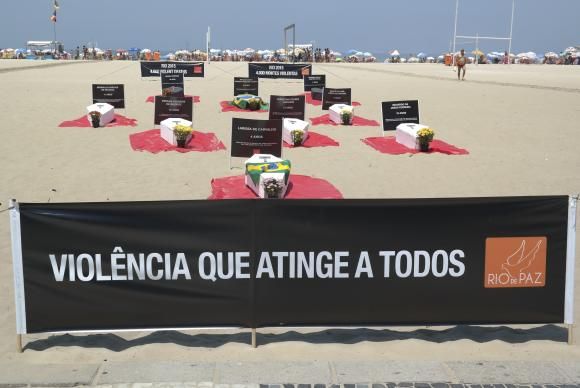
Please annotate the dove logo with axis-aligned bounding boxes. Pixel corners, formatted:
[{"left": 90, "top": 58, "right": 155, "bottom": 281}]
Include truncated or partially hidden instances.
[{"left": 484, "top": 237, "right": 547, "bottom": 288}]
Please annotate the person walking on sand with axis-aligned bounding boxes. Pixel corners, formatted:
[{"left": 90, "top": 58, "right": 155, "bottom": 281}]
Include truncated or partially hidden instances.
[{"left": 456, "top": 49, "right": 466, "bottom": 80}]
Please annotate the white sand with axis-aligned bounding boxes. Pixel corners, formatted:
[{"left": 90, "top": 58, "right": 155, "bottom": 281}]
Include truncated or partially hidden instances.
[{"left": 0, "top": 60, "right": 579, "bottom": 364}]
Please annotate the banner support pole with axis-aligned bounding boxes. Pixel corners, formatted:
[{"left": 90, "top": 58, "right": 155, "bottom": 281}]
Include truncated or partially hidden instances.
[
  {"left": 569, "top": 324, "right": 574, "bottom": 345},
  {"left": 16, "top": 334, "right": 22, "bottom": 353},
  {"left": 251, "top": 328, "right": 257, "bottom": 348},
  {"left": 9, "top": 199, "right": 27, "bottom": 337},
  {"left": 564, "top": 194, "right": 577, "bottom": 336}
]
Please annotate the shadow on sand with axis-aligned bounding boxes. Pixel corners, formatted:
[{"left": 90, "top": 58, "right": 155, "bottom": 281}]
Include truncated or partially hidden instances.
[{"left": 23, "top": 324, "right": 568, "bottom": 352}]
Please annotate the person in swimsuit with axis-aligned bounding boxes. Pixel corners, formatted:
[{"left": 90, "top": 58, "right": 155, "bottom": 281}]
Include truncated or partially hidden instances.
[{"left": 456, "top": 49, "right": 466, "bottom": 80}]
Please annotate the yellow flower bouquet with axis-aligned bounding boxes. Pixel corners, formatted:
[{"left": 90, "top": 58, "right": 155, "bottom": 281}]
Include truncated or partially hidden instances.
[
  {"left": 173, "top": 124, "right": 193, "bottom": 148},
  {"left": 416, "top": 127, "right": 435, "bottom": 151}
]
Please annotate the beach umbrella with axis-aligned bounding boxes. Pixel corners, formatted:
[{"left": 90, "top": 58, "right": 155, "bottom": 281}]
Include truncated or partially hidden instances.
[
  {"left": 140, "top": 49, "right": 151, "bottom": 54},
  {"left": 408, "top": 57, "right": 419, "bottom": 63},
  {"left": 347, "top": 49, "right": 359, "bottom": 55},
  {"left": 417, "top": 52, "right": 427, "bottom": 58},
  {"left": 471, "top": 49, "right": 484, "bottom": 56},
  {"left": 390, "top": 50, "right": 400, "bottom": 56},
  {"left": 209, "top": 48, "right": 221, "bottom": 54},
  {"left": 545, "top": 52, "right": 559, "bottom": 58},
  {"left": 563, "top": 46, "right": 577, "bottom": 54},
  {"left": 363, "top": 52, "right": 373, "bottom": 57},
  {"left": 427, "top": 56, "right": 435, "bottom": 62},
  {"left": 331, "top": 51, "right": 342, "bottom": 57},
  {"left": 400, "top": 57, "right": 407, "bottom": 63}
]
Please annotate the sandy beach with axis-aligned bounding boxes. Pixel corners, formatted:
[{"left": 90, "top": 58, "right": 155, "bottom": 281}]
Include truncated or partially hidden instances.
[{"left": 0, "top": 60, "right": 579, "bottom": 372}]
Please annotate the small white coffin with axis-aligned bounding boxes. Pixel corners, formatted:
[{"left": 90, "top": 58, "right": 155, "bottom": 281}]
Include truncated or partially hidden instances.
[
  {"left": 160, "top": 118, "right": 193, "bottom": 146},
  {"left": 86, "top": 103, "right": 115, "bottom": 126},
  {"left": 244, "top": 154, "right": 290, "bottom": 199},
  {"left": 282, "top": 118, "right": 310, "bottom": 146},
  {"left": 395, "top": 123, "right": 429, "bottom": 150},
  {"left": 329, "top": 104, "right": 354, "bottom": 125}
]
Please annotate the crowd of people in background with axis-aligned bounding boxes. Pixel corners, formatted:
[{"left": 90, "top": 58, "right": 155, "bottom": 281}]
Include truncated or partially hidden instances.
[{"left": 1, "top": 45, "right": 579, "bottom": 65}]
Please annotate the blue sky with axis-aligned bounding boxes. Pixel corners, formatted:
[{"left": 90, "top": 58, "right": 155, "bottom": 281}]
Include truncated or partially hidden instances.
[{"left": 1, "top": 0, "right": 578, "bottom": 55}]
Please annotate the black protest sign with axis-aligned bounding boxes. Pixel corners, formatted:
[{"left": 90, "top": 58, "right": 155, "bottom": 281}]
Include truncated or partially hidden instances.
[
  {"left": 140, "top": 61, "right": 205, "bottom": 77},
  {"left": 154, "top": 96, "right": 193, "bottom": 125},
  {"left": 311, "top": 87, "right": 323, "bottom": 101},
  {"left": 248, "top": 63, "right": 312, "bottom": 79},
  {"left": 13, "top": 196, "right": 570, "bottom": 333},
  {"left": 234, "top": 77, "right": 259, "bottom": 96},
  {"left": 268, "top": 95, "right": 306, "bottom": 121},
  {"left": 161, "top": 73, "right": 185, "bottom": 97},
  {"left": 231, "top": 118, "right": 282, "bottom": 157},
  {"left": 322, "top": 88, "right": 352, "bottom": 110},
  {"left": 92, "top": 84, "right": 125, "bottom": 109},
  {"left": 381, "top": 100, "right": 420, "bottom": 131},
  {"left": 304, "top": 75, "right": 326, "bottom": 91}
]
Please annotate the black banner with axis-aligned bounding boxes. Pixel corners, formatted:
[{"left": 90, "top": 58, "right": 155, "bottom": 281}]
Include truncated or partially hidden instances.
[
  {"left": 161, "top": 73, "right": 185, "bottom": 97},
  {"left": 140, "top": 61, "right": 205, "bottom": 77},
  {"left": 322, "top": 88, "right": 352, "bottom": 110},
  {"left": 230, "top": 118, "right": 283, "bottom": 158},
  {"left": 304, "top": 75, "right": 326, "bottom": 91},
  {"left": 268, "top": 95, "right": 306, "bottom": 121},
  {"left": 234, "top": 77, "right": 259, "bottom": 96},
  {"left": 154, "top": 96, "right": 193, "bottom": 125},
  {"left": 14, "top": 197, "right": 570, "bottom": 333},
  {"left": 381, "top": 100, "right": 420, "bottom": 131},
  {"left": 249, "top": 63, "right": 312, "bottom": 79},
  {"left": 92, "top": 84, "right": 125, "bottom": 109}
]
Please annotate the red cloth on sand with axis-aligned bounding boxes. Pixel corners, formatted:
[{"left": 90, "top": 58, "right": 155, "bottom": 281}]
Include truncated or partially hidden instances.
[
  {"left": 58, "top": 114, "right": 138, "bottom": 128},
  {"left": 310, "top": 114, "right": 380, "bottom": 127},
  {"left": 129, "top": 129, "right": 226, "bottom": 153},
  {"left": 283, "top": 131, "right": 339, "bottom": 148},
  {"left": 361, "top": 136, "right": 469, "bottom": 155}
]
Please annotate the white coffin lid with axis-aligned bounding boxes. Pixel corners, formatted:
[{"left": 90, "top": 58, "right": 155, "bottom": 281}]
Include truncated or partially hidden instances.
[
  {"left": 245, "top": 154, "right": 283, "bottom": 166},
  {"left": 396, "top": 123, "right": 428, "bottom": 136},
  {"left": 160, "top": 117, "right": 193, "bottom": 129},
  {"left": 329, "top": 104, "right": 353, "bottom": 114},
  {"left": 86, "top": 103, "right": 114, "bottom": 113},
  {"left": 283, "top": 118, "right": 309, "bottom": 131}
]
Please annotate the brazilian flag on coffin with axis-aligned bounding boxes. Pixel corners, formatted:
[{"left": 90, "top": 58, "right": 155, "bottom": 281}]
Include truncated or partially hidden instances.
[
  {"left": 232, "top": 94, "right": 267, "bottom": 111},
  {"left": 245, "top": 160, "right": 291, "bottom": 186}
]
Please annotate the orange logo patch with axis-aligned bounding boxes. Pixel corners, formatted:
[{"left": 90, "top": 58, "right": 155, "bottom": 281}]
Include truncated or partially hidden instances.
[{"left": 484, "top": 237, "right": 547, "bottom": 288}]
